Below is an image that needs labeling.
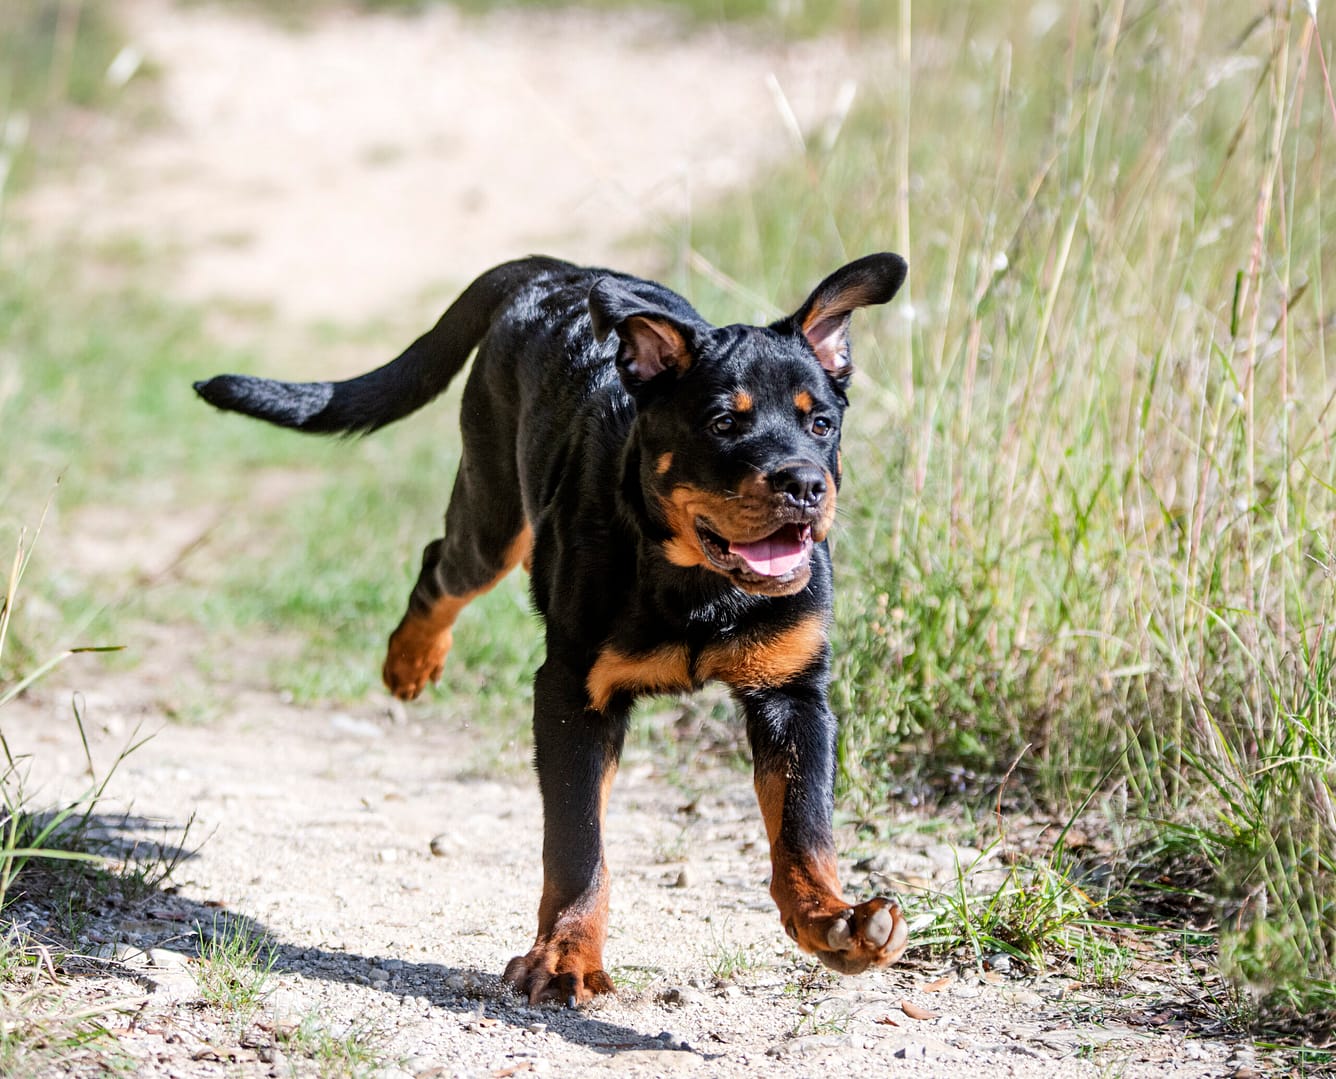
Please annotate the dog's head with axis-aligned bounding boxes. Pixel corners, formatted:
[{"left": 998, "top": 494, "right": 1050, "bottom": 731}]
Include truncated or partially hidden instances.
[{"left": 589, "top": 254, "right": 906, "bottom": 597}]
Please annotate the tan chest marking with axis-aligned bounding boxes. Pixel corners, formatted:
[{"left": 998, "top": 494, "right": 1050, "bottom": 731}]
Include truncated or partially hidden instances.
[
  {"left": 586, "top": 613, "right": 827, "bottom": 711},
  {"left": 586, "top": 643, "right": 691, "bottom": 712},
  {"left": 699, "top": 613, "right": 828, "bottom": 689}
]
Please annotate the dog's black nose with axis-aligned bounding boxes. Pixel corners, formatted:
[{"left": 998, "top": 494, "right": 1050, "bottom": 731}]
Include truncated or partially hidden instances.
[{"left": 770, "top": 463, "right": 827, "bottom": 508}]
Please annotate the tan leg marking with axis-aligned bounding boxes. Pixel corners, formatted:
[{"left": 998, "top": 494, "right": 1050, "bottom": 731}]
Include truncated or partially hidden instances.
[
  {"left": 755, "top": 771, "right": 909, "bottom": 974},
  {"left": 382, "top": 524, "right": 532, "bottom": 700},
  {"left": 504, "top": 752, "right": 620, "bottom": 1005}
]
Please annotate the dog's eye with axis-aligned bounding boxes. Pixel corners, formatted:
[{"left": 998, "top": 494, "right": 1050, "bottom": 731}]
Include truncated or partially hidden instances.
[
  {"left": 710, "top": 415, "right": 737, "bottom": 436},
  {"left": 811, "top": 417, "right": 835, "bottom": 437}
]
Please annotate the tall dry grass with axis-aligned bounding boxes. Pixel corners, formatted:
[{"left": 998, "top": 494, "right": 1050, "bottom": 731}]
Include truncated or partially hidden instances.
[{"left": 681, "top": 0, "right": 1336, "bottom": 1016}]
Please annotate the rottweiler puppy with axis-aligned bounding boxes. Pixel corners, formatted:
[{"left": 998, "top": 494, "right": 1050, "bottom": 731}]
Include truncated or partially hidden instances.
[{"left": 195, "top": 253, "right": 909, "bottom": 1005}]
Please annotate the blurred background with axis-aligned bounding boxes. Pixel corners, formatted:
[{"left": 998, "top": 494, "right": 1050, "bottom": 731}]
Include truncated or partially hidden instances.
[{"left": 2, "top": 0, "right": 1334, "bottom": 1043}]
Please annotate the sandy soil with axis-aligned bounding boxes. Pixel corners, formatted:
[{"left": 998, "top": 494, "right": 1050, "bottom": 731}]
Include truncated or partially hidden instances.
[
  {"left": 18, "top": 0, "right": 873, "bottom": 326},
  {"left": 5, "top": 2, "right": 1262, "bottom": 1076},
  {"left": 6, "top": 646, "right": 1250, "bottom": 1079}
]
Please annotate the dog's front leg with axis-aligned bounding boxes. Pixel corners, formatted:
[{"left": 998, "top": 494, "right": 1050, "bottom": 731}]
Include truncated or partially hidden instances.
[
  {"left": 504, "top": 657, "right": 627, "bottom": 1006},
  {"left": 740, "top": 682, "right": 909, "bottom": 973}
]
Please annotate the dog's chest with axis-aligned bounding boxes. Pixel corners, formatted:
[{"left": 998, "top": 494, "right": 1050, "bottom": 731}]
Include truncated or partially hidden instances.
[{"left": 583, "top": 612, "right": 826, "bottom": 711}]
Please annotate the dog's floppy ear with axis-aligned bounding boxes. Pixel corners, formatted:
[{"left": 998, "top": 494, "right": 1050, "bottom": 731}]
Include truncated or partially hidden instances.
[
  {"left": 589, "top": 278, "right": 696, "bottom": 386},
  {"left": 783, "top": 253, "right": 907, "bottom": 377}
]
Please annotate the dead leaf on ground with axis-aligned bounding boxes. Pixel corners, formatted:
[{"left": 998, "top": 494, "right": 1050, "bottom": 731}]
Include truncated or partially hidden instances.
[
  {"left": 900, "top": 998, "right": 938, "bottom": 1021},
  {"left": 921, "top": 975, "right": 953, "bottom": 993}
]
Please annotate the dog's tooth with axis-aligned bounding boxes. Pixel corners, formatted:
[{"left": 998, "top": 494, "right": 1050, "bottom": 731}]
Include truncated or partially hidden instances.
[
  {"left": 865, "top": 906, "right": 895, "bottom": 948},
  {"left": 826, "top": 913, "right": 854, "bottom": 950}
]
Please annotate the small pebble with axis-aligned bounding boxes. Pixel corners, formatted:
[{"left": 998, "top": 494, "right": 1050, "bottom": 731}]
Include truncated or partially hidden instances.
[
  {"left": 113, "top": 944, "right": 150, "bottom": 966},
  {"left": 429, "top": 834, "right": 450, "bottom": 857},
  {"left": 661, "top": 986, "right": 705, "bottom": 1006},
  {"left": 148, "top": 948, "right": 191, "bottom": 970}
]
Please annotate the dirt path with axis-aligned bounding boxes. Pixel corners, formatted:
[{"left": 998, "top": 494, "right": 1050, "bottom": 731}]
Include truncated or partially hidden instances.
[
  {"left": 9, "top": 649, "right": 1246, "bottom": 1078},
  {"left": 7, "top": 2, "right": 1259, "bottom": 1076},
  {"left": 18, "top": 0, "right": 870, "bottom": 326}
]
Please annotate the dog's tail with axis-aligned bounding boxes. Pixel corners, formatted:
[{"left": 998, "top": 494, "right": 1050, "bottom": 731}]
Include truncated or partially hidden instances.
[{"left": 194, "top": 257, "right": 559, "bottom": 435}]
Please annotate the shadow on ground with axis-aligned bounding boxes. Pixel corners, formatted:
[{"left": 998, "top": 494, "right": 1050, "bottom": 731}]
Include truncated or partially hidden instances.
[{"left": 9, "top": 811, "right": 678, "bottom": 1057}]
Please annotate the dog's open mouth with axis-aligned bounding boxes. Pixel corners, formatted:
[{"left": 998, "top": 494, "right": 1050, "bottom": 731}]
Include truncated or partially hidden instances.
[{"left": 696, "top": 521, "right": 814, "bottom": 581}]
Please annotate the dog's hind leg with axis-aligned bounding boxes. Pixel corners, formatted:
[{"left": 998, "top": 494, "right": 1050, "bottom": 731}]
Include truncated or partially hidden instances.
[{"left": 382, "top": 450, "right": 530, "bottom": 700}]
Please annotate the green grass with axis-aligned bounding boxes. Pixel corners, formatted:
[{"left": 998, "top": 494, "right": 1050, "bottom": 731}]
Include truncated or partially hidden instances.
[
  {"left": 670, "top": 0, "right": 1336, "bottom": 1032},
  {"left": 908, "top": 843, "right": 1117, "bottom": 973},
  {"left": 277, "top": 1014, "right": 389, "bottom": 1079},
  {"left": 202, "top": 0, "right": 890, "bottom": 37},
  {"left": 192, "top": 915, "right": 277, "bottom": 1030},
  {"left": 0, "top": 1, "right": 138, "bottom": 205},
  {"left": 198, "top": 430, "right": 542, "bottom": 704},
  {"left": 0, "top": 251, "right": 538, "bottom": 703},
  {"left": 450, "top": 0, "right": 889, "bottom": 34},
  {"left": 0, "top": 931, "right": 135, "bottom": 1079},
  {"left": 703, "top": 920, "right": 761, "bottom": 982},
  {"left": 0, "top": 524, "right": 184, "bottom": 1075},
  {"left": 0, "top": 1, "right": 123, "bottom": 115}
]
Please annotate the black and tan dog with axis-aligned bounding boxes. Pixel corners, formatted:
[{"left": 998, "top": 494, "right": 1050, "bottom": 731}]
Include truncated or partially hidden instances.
[{"left": 195, "top": 253, "right": 909, "bottom": 1005}]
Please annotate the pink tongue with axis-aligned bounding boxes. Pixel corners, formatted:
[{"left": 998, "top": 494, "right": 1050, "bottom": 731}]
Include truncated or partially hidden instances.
[{"left": 730, "top": 531, "right": 809, "bottom": 577}]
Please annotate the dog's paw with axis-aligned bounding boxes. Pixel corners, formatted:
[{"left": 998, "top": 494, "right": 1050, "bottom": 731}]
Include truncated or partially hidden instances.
[
  {"left": 503, "top": 946, "right": 615, "bottom": 1007},
  {"left": 788, "top": 895, "right": 908, "bottom": 975},
  {"left": 382, "top": 626, "right": 452, "bottom": 700}
]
